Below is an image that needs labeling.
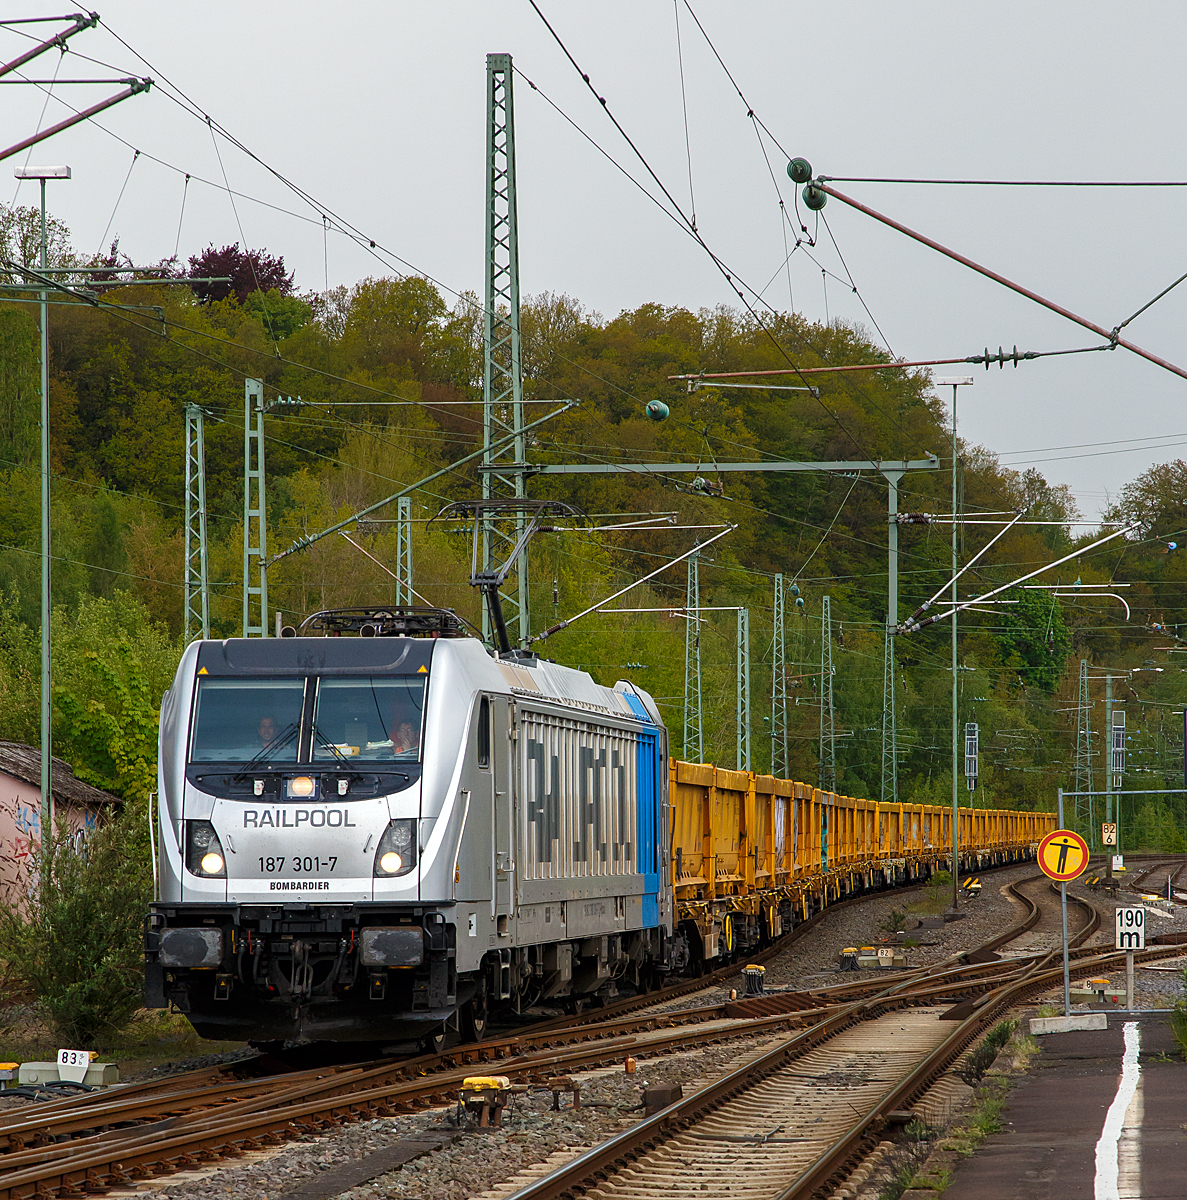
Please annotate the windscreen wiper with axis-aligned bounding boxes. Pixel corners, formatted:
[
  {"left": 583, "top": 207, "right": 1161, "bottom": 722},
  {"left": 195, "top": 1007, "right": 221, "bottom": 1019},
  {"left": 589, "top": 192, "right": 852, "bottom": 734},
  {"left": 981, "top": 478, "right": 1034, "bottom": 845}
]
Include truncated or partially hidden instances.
[
  {"left": 232, "top": 722, "right": 299, "bottom": 781},
  {"left": 312, "top": 725, "right": 409, "bottom": 783}
]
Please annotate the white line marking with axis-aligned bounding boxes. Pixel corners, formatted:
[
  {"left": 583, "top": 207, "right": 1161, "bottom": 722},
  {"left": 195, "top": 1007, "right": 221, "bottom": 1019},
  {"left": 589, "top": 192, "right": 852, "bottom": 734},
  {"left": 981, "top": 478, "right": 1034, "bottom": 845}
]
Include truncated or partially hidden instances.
[{"left": 1095, "top": 1020, "right": 1141, "bottom": 1200}]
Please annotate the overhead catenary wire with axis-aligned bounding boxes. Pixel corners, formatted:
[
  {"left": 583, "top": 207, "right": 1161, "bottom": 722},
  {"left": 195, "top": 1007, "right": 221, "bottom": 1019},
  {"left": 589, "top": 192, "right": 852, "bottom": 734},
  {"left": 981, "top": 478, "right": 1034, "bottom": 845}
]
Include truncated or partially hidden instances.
[
  {"left": 95, "top": 147, "right": 139, "bottom": 257},
  {"left": 818, "top": 175, "right": 1187, "bottom": 187},
  {"left": 817, "top": 182, "right": 1187, "bottom": 384}
]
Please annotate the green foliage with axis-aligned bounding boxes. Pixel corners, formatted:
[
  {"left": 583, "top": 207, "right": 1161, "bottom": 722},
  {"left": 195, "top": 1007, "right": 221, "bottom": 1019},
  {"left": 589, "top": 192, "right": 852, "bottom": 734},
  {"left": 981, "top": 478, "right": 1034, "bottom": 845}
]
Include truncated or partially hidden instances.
[
  {"left": 243, "top": 288, "right": 311, "bottom": 341},
  {"left": 2, "top": 203, "right": 1187, "bottom": 840},
  {"left": 0, "top": 592, "right": 181, "bottom": 801},
  {"left": 881, "top": 908, "right": 908, "bottom": 934},
  {"left": 0, "top": 307, "right": 38, "bottom": 469},
  {"left": 1171, "top": 970, "right": 1187, "bottom": 1058},
  {"left": 956, "top": 1018, "right": 1018, "bottom": 1086},
  {"left": 995, "top": 587, "right": 1070, "bottom": 693},
  {"left": 925, "top": 869, "right": 953, "bottom": 911},
  {"left": 0, "top": 806, "right": 153, "bottom": 1046},
  {"left": 52, "top": 594, "right": 181, "bottom": 802}
]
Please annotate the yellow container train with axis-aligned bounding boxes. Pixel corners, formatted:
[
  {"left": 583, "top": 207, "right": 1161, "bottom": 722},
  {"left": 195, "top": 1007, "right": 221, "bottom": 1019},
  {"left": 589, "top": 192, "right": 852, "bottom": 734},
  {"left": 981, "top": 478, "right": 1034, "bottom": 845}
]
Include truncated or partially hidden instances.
[{"left": 669, "top": 758, "right": 1054, "bottom": 964}]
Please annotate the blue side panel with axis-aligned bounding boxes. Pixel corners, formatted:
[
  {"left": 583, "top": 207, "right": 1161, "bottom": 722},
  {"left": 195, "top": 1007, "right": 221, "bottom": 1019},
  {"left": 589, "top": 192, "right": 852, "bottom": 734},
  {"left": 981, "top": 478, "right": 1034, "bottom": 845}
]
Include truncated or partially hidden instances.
[
  {"left": 635, "top": 728, "right": 661, "bottom": 926},
  {"left": 622, "top": 692, "right": 652, "bottom": 723}
]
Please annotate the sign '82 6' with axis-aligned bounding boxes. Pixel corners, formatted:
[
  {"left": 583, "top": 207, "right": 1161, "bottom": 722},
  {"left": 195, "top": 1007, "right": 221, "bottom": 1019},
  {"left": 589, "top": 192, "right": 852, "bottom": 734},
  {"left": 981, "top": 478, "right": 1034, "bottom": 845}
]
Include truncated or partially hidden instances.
[{"left": 1115, "top": 906, "right": 1145, "bottom": 951}]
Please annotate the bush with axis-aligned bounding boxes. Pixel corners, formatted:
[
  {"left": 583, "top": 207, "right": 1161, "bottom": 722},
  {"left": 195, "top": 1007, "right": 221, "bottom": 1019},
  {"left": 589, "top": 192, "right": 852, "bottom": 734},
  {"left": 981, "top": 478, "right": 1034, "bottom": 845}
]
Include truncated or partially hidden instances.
[
  {"left": 1170, "top": 970, "right": 1187, "bottom": 1057},
  {"left": 881, "top": 908, "right": 909, "bottom": 934},
  {"left": 0, "top": 806, "right": 152, "bottom": 1047},
  {"left": 955, "top": 1018, "right": 1018, "bottom": 1087}
]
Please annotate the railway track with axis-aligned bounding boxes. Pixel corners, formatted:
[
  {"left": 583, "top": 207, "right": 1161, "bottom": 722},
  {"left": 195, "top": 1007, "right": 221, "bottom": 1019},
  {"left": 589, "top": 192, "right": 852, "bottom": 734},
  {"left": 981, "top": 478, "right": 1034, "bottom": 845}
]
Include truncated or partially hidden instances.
[
  {"left": 500, "top": 893, "right": 1164, "bottom": 1200},
  {"left": 0, "top": 870, "right": 1127, "bottom": 1199}
]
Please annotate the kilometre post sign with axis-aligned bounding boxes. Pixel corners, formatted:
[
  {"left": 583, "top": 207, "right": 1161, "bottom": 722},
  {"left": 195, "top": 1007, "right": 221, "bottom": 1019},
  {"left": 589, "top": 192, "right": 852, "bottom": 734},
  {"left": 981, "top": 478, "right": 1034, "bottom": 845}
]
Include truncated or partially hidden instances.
[
  {"left": 1037, "top": 829, "right": 1090, "bottom": 882},
  {"left": 1115, "top": 906, "right": 1145, "bottom": 950}
]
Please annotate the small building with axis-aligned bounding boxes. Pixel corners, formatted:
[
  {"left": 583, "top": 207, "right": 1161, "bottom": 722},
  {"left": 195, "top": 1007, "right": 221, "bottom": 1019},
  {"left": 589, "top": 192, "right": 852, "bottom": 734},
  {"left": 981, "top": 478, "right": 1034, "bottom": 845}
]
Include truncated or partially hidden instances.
[{"left": 0, "top": 742, "right": 119, "bottom": 902}]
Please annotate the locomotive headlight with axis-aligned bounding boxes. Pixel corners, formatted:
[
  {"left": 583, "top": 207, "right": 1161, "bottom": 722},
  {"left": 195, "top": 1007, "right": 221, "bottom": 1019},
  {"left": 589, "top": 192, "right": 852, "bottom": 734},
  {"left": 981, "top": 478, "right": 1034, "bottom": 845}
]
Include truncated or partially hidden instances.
[
  {"left": 185, "top": 821, "right": 227, "bottom": 878},
  {"left": 285, "top": 775, "right": 316, "bottom": 799},
  {"left": 373, "top": 819, "right": 417, "bottom": 878}
]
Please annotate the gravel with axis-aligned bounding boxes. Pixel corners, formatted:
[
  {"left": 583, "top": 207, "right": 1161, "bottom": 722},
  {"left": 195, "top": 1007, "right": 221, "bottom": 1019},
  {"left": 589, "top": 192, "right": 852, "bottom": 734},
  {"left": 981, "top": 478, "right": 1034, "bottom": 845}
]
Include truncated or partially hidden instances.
[
  {"left": 118, "top": 1034, "right": 784, "bottom": 1200},
  {"left": 639, "top": 861, "right": 1045, "bottom": 1015},
  {"left": 54, "top": 860, "right": 1187, "bottom": 1198}
]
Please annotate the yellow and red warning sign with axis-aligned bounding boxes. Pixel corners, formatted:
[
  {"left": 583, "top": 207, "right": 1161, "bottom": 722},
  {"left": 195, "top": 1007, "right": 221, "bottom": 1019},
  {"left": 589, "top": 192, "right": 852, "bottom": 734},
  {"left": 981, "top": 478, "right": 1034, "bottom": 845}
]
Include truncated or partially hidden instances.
[{"left": 1037, "top": 828, "right": 1090, "bottom": 882}]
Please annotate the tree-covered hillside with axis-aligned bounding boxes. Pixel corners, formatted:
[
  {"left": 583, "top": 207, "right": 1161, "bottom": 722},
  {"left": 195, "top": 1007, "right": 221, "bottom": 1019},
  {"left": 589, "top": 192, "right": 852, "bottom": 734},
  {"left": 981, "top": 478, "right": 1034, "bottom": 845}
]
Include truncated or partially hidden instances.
[{"left": 2, "top": 206, "right": 1187, "bottom": 847}]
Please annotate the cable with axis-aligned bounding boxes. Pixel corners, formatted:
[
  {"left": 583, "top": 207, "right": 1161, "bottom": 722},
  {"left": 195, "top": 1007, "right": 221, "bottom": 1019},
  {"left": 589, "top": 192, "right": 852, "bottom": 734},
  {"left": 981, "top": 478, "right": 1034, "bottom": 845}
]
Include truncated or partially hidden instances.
[
  {"left": 1114, "top": 268, "right": 1187, "bottom": 334},
  {"left": 819, "top": 210, "right": 895, "bottom": 357},
  {"left": 95, "top": 148, "right": 139, "bottom": 258},
  {"left": 172, "top": 173, "right": 189, "bottom": 259},
  {"left": 672, "top": 0, "right": 697, "bottom": 231},
  {"left": 512, "top": 50, "right": 877, "bottom": 462},
  {"left": 790, "top": 474, "right": 861, "bottom": 584},
  {"left": 818, "top": 176, "right": 1187, "bottom": 187},
  {"left": 205, "top": 114, "right": 280, "bottom": 351}
]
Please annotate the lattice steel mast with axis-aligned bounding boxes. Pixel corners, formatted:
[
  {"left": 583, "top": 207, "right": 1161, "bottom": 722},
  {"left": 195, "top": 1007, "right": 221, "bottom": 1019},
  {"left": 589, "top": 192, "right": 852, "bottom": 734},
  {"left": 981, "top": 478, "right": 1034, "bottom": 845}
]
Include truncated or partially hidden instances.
[
  {"left": 771, "top": 573, "right": 789, "bottom": 776},
  {"left": 395, "top": 496, "right": 413, "bottom": 606},
  {"left": 683, "top": 549, "right": 703, "bottom": 761},
  {"left": 881, "top": 631, "right": 897, "bottom": 804},
  {"left": 482, "top": 53, "right": 529, "bottom": 648},
  {"left": 736, "top": 607, "right": 751, "bottom": 772},
  {"left": 819, "top": 594, "right": 836, "bottom": 792},
  {"left": 242, "top": 378, "right": 267, "bottom": 637},
  {"left": 1074, "top": 658, "right": 1094, "bottom": 831},
  {"left": 184, "top": 403, "right": 210, "bottom": 640}
]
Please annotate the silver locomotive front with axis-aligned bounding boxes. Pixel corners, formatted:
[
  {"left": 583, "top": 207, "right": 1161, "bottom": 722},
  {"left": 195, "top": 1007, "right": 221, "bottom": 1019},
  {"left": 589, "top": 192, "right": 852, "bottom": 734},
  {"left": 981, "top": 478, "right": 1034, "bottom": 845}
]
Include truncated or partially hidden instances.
[{"left": 146, "top": 632, "right": 458, "bottom": 1045}]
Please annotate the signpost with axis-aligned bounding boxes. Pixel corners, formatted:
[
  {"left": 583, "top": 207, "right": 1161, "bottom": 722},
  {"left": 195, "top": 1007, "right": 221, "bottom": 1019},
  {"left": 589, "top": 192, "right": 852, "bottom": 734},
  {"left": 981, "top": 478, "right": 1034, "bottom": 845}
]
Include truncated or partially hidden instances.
[
  {"left": 1038, "top": 811, "right": 1090, "bottom": 1017},
  {"left": 1101, "top": 822, "right": 1117, "bottom": 847},
  {"left": 1115, "top": 906, "right": 1144, "bottom": 1011}
]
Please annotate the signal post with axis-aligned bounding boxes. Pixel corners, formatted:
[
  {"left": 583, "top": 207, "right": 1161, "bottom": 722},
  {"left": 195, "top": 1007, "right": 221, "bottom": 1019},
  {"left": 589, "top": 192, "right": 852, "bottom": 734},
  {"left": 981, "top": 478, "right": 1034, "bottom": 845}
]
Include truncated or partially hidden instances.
[{"left": 1039, "top": 793, "right": 1090, "bottom": 1018}]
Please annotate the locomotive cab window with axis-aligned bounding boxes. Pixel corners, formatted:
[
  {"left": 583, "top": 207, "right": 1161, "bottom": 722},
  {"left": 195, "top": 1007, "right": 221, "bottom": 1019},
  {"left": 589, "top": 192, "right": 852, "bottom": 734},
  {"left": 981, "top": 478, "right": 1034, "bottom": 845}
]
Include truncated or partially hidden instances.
[
  {"left": 190, "top": 678, "right": 304, "bottom": 763},
  {"left": 477, "top": 696, "right": 490, "bottom": 768},
  {"left": 312, "top": 676, "right": 426, "bottom": 762}
]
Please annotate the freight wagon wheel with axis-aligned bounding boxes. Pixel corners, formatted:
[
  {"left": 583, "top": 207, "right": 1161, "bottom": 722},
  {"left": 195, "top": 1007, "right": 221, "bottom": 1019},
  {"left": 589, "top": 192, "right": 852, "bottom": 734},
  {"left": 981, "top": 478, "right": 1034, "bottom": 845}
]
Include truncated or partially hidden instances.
[{"left": 460, "top": 992, "right": 488, "bottom": 1042}]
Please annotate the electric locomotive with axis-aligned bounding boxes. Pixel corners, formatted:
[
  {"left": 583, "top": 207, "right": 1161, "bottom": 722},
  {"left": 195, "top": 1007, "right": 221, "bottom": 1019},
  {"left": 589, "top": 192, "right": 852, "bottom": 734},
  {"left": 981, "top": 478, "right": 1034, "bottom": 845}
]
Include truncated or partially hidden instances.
[{"left": 145, "top": 607, "right": 672, "bottom": 1047}]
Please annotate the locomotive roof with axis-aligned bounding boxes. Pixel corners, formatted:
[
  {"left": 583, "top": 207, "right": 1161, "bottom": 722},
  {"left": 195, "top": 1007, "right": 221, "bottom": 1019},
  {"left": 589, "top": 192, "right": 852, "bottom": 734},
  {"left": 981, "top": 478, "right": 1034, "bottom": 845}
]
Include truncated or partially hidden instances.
[{"left": 189, "top": 637, "right": 659, "bottom": 725}]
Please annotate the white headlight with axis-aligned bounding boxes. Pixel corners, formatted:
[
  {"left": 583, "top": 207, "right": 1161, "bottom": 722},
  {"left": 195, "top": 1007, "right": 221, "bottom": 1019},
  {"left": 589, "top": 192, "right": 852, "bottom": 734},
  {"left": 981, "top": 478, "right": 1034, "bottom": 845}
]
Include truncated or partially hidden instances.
[
  {"left": 379, "top": 851, "right": 402, "bottom": 874},
  {"left": 201, "top": 852, "right": 225, "bottom": 875}
]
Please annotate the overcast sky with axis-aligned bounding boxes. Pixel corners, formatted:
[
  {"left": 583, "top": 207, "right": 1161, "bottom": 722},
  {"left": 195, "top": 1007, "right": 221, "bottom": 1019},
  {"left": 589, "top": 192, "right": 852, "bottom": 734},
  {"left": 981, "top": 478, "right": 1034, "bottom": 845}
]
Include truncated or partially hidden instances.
[{"left": 4, "top": 2, "right": 1187, "bottom": 520}]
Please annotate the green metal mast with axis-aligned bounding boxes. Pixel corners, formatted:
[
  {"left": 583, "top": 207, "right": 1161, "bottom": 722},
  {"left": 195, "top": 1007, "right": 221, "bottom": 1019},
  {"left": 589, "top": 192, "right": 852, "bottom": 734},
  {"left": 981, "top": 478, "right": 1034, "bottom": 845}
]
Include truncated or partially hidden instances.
[
  {"left": 819, "top": 595, "right": 836, "bottom": 792},
  {"left": 882, "top": 469, "right": 902, "bottom": 804},
  {"left": 683, "top": 550, "right": 703, "bottom": 761},
  {"left": 1074, "top": 659, "right": 1093, "bottom": 835},
  {"left": 395, "top": 495, "right": 413, "bottom": 607},
  {"left": 483, "top": 53, "right": 528, "bottom": 648},
  {"left": 736, "top": 607, "right": 751, "bottom": 771},
  {"left": 771, "top": 573, "right": 788, "bottom": 776},
  {"left": 184, "top": 403, "right": 210, "bottom": 640},
  {"left": 242, "top": 378, "right": 267, "bottom": 637}
]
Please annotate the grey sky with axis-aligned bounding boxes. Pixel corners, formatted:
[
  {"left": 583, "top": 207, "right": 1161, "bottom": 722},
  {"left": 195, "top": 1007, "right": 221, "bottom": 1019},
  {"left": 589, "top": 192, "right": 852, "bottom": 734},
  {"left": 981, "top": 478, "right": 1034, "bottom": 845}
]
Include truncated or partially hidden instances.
[{"left": 4, "top": 2, "right": 1186, "bottom": 519}]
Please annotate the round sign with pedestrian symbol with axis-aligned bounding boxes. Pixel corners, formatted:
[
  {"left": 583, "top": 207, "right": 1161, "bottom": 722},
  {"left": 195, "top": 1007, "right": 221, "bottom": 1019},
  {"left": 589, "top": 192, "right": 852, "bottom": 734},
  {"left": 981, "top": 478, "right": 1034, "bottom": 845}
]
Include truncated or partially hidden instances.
[{"left": 1037, "top": 829, "right": 1090, "bottom": 882}]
